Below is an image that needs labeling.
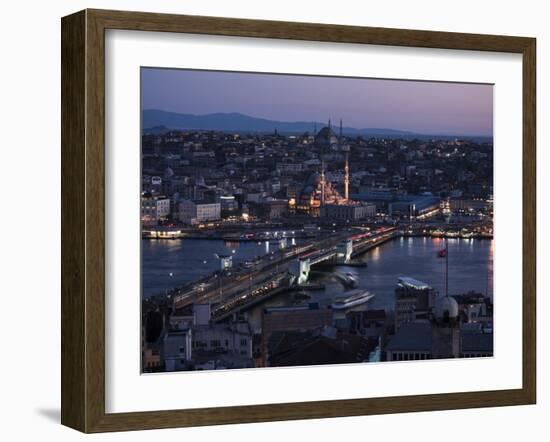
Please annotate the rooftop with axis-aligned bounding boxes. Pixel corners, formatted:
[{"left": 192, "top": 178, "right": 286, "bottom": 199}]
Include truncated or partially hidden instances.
[
  {"left": 385, "top": 322, "right": 432, "bottom": 352},
  {"left": 461, "top": 332, "right": 493, "bottom": 353},
  {"left": 397, "top": 277, "right": 432, "bottom": 291}
]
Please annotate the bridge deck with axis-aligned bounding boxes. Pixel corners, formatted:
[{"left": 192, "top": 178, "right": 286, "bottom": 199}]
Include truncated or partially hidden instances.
[{"left": 171, "top": 227, "right": 399, "bottom": 314}]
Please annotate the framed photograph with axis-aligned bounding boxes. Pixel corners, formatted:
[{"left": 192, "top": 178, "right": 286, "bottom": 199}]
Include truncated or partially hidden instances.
[{"left": 61, "top": 9, "right": 536, "bottom": 433}]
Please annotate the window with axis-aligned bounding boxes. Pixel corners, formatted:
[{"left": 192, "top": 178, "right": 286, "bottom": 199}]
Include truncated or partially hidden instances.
[{"left": 240, "top": 338, "right": 248, "bottom": 346}]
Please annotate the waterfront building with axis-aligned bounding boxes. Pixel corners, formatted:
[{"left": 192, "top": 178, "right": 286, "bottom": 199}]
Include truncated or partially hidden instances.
[
  {"left": 264, "top": 199, "right": 289, "bottom": 219},
  {"left": 388, "top": 195, "right": 441, "bottom": 219},
  {"left": 163, "top": 304, "right": 254, "bottom": 371},
  {"left": 141, "top": 192, "right": 170, "bottom": 226},
  {"left": 357, "top": 187, "right": 397, "bottom": 200},
  {"left": 449, "top": 197, "right": 491, "bottom": 214},
  {"left": 394, "top": 277, "right": 437, "bottom": 330},
  {"left": 219, "top": 195, "right": 239, "bottom": 213},
  {"left": 320, "top": 202, "right": 376, "bottom": 221},
  {"left": 178, "top": 199, "right": 221, "bottom": 224}
]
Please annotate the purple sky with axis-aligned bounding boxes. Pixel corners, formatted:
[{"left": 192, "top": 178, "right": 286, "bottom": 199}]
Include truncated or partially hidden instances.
[{"left": 141, "top": 68, "right": 493, "bottom": 136}]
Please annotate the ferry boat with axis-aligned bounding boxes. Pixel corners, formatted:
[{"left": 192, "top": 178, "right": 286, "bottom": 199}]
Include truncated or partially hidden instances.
[
  {"left": 334, "top": 271, "right": 358, "bottom": 288},
  {"left": 345, "top": 272, "right": 358, "bottom": 288},
  {"left": 331, "top": 290, "right": 375, "bottom": 310}
]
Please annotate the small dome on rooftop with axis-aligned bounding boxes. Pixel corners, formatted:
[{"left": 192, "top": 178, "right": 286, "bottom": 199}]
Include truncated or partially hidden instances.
[
  {"left": 163, "top": 167, "right": 174, "bottom": 178},
  {"left": 434, "top": 295, "right": 459, "bottom": 322}
]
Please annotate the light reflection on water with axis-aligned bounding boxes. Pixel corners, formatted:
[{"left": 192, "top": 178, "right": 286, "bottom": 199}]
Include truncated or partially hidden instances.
[
  {"left": 141, "top": 238, "right": 268, "bottom": 297},
  {"left": 142, "top": 237, "right": 493, "bottom": 331}
]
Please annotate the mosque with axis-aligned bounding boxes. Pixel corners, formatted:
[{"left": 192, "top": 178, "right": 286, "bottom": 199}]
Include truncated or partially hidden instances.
[{"left": 293, "top": 120, "right": 358, "bottom": 217}]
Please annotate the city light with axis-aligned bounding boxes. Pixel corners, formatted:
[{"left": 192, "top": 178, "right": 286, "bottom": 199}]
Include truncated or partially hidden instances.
[{"left": 141, "top": 71, "right": 493, "bottom": 374}]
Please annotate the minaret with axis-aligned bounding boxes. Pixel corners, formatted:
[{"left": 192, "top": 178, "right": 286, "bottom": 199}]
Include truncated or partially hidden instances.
[
  {"left": 341, "top": 119, "right": 349, "bottom": 201},
  {"left": 320, "top": 161, "right": 326, "bottom": 206},
  {"left": 344, "top": 153, "right": 350, "bottom": 201}
]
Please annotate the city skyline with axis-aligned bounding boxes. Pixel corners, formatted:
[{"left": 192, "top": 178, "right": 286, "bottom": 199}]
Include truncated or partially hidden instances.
[
  {"left": 140, "top": 67, "right": 494, "bottom": 373},
  {"left": 141, "top": 68, "right": 494, "bottom": 137}
]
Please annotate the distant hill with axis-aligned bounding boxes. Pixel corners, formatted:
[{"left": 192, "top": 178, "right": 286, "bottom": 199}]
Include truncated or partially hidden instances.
[
  {"left": 142, "top": 109, "right": 492, "bottom": 142},
  {"left": 142, "top": 109, "right": 419, "bottom": 138}
]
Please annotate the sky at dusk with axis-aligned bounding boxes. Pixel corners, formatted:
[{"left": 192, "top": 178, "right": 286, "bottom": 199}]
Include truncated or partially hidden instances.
[{"left": 141, "top": 68, "right": 493, "bottom": 137}]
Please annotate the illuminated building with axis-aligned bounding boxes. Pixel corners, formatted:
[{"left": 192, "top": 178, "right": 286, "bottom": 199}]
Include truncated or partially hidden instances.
[
  {"left": 141, "top": 192, "right": 170, "bottom": 226},
  {"left": 178, "top": 199, "right": 221, "bottom": 224}
]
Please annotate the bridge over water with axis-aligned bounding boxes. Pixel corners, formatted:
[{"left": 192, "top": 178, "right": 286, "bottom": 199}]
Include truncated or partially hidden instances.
[{"left": 171, "top": 227, "right": 399, "bottom": 320}]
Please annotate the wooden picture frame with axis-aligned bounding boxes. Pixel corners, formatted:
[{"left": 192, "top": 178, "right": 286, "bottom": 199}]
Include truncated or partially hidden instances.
[{"left": 61, "top": 8, "right": 536, "bottom": 433}]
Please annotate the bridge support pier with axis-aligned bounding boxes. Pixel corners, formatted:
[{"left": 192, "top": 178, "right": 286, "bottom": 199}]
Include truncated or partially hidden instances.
[
  {"left": 290, "top": 258, "right": 311, "bottom": 285},
  {"left": 336, "top": 239, "right": 353, "bottom": 264}
]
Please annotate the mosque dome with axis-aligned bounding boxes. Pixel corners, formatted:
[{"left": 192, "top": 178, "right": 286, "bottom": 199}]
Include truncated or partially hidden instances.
[
  {"left": 163, "top": 167, "right": 174, "bottom": 179},
  {"left": 434, "top": 295, "right": 459, "bottom": 322},
  {"left": 314, "top": 126, "right": 339, "bottom": 147},
  {"left": 306, "top": 172, "right": 322, "bottom": 187}
]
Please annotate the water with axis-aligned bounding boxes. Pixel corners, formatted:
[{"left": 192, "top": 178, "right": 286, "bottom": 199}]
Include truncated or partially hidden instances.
[
  {"left": 142, "top": 237, "right": 493, "bottom": 330},
  {"left": 141, "top": 238, "right": 292, "bottom": 297},
  {"left": 323, "top": 236, "right": 493, "bottom": 311},
  {"left": 247, "top": 236, "right": 492, "bottom": 331}
]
